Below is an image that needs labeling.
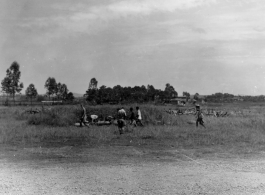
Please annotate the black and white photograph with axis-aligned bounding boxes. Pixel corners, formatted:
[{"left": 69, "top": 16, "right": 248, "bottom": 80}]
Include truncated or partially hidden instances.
[{"left": 1, "top": 0, "right": 265, "bottom": 194}]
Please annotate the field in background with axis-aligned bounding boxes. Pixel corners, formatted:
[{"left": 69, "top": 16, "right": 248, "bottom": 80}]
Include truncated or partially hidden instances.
[{"left": 1, "top": 102, "right": 265, "bottom": 155}]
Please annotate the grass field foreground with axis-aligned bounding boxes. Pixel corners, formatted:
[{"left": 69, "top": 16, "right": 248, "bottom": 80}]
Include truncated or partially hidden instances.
[{"left": 1, "top": 103, "right": 265, "bottom": 155}]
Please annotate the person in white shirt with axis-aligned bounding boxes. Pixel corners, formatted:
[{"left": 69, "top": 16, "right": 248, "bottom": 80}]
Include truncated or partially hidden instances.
[
  {"left": 136, "top": 106, "right": 144, "bottom": 126},
  {"left": 90, "top": 115, "right": 98, "bottom": 123},
  {"left": 119, "top": 107, "right": 127, "bottom": 117},
  {"left": 117, "top": 108, "right": 126, "bottom": 134}
]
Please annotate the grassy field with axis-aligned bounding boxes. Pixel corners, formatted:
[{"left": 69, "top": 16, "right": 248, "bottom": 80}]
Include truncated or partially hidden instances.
[{"left": 1, "top": 102, "right": 265, "bottom": 155}]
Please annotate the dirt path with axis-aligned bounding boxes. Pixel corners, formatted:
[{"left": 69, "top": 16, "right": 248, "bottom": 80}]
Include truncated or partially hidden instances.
[{"left": 1, "top": 146, "right": 265, "bottom": 195}]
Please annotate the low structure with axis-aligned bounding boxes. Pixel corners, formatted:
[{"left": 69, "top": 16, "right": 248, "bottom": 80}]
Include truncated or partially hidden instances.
[
  {"left": 232, "top": 96, "right": 244, "bottom": 101},
  {"left": 41, "top": 101, "right": 63, "bottom": 105},
  {"left": 170, "top": 96, "right": 187, "bottom": 106}
]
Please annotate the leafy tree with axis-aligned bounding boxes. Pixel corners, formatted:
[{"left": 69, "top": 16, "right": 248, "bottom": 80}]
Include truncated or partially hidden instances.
[
  {"left": 1, "top": 77, "right": 11, "bottom": 95},
  {"left": 224, "top": 93, "right": 234, "bottom": 98},
  {"left": 164, "top": 83, "right": 178, "bottom": 101},
  {"left": 36, "top": 95, "right": 45, "bottom": 102},
  {"left": 183, "top": 91, "right": 190, "bottom": 98},
  {"left": 25, "top": 84, "right": 38, "bottom": 105},
  {"left": 44, "top": 77, "right": 57, "bottom": 100},
  {"left": 56, "top": 82, "right": 68, "bottom": 100},
  {"left": 112, "top": 85, "right": 123, "bottom": 102},
  {"left": 1, "top": 61, "right": 24, "bottom": 102},
  {"left": 147, "top": 85, "right": 156, "bottom": 101},
  {"left": 130, "top": 85, "right": 147, "bottom": 102},
  {"left": 194, "top": 93, "right": 200, "bottom": 100},
  {"left": 183, "top": 91, "right": 190, "bottom": 101},
  {"left": 86, "top": 78, "right": 99, "bottom": 103},
  {"left": 66, "top": 92, "right": 75, "bottom": 102},
  {"left": 104, "top": 87, "right": 114, "bottom": 102},
  {"left": 89, "top": 78, "right": 98, "bottom": 90},
  {"left": 157, "top": 90, "right": 166, "bottom": 102},
  {"left": 98, "top": 85, "right": 110, "bottom": 103}
]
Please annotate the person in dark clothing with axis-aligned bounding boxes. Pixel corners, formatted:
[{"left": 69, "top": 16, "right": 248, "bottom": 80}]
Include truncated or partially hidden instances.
[
  {"left": 195, "top": 105, "right": 205, "bottom": 128},
  {"left": 129, "top": 107, "right": 137, "bottom": 127},
  {"left": 80, "top": 104, "right": 89, "bottom": 127}
]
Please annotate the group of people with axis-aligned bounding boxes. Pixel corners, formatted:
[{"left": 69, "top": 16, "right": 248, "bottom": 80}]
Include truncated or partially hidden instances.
[
  {"left": 79, "top": 103, "right": 205, "bottom": 130},
  {"left": 117, "top": 106, "right": 143, "bottom": 135},
  {"left": 79, "top": 104, "right": 144, "bottom": 134}
]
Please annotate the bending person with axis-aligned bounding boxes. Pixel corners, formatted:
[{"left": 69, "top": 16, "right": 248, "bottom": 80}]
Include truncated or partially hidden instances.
[{"left": 117, "top": 108, "right": 126, "bottom": 134}]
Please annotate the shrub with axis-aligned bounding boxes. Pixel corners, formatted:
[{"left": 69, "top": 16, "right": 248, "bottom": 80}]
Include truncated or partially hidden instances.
[{"left": 27, "top": 107, "right": 77, "bottom": 127}]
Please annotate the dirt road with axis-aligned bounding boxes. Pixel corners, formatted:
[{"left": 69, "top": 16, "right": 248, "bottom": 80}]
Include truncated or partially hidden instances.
[{"left": 1, "top": 145, "right": 265, "bottom": 195}]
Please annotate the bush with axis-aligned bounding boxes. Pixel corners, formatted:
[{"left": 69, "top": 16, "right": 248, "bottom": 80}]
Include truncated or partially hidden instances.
[
  {"left": 27, "top": 107, "right": 77, "bottom": 127},
  {"left": 24, "top": 105, "right": 176, "bottom": 127}
]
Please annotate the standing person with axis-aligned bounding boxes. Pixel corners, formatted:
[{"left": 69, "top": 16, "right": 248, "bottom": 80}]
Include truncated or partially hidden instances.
[
  {"left": 129, "top": 107, "right": 137, "bottom": 127},
  {"left": 136, "top": 106, "right": 144, "bottom": 126},
  {"left": 80, "top": 104, "right": 89, "bottom": 127},
  {"left": 117, "top": 108, "right": 126, "bottom": 134},
  {"left": 195, "top": 105, "right": 205, "bottom": 128}
]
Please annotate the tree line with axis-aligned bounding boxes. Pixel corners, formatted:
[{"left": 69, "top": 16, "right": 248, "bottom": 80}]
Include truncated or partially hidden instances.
[
  {"left": 4, "top": 61, "right": 261, "bottom": 105},
  {"left": 1, "top": 61, "right": 74, "bottom": 104},
  {"left": 84, "top": 78, "right": 179, "bottom": 104},
  {"left": 1, "top": 61, "right": 180, "bottom": 104}
]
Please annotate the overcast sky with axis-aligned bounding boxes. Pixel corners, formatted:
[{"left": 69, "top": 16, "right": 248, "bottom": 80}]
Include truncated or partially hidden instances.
[{"left": 1, "top": 0, "right": 265, "bottom": 95}]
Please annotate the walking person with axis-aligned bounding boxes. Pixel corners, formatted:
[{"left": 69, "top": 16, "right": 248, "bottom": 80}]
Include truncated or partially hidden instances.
[
  {"left": 129, "top": 107, "right": 137, "bottom": 127},
  {"left": 117, "top": 108, "right": 126, "bottom": 134},
  {"left": 80, "top": 104, "right": 89, "bottom": 127},
  {"left": 136, "top": 106, "right": 144, "bottom": 126},
  {"left": 195, "top": 105, "right": 205, "bottom": 128}
]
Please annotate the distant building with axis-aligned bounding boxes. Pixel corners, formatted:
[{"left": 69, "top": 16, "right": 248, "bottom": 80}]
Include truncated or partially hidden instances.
[
  {"left": 190, "top": 95, "right": 206, "bottom": 100},
  {"left": 189, "top": 95, "right": 206, "bottom": 104},
  {"left": 170, "top": 96, "right": 187, "bottom": 105},
  {"left": 41, "top": 101, "right": 63, "bottom": 105},
  {"left": 232, "top": 96, "right": 244, "bottom": 101}
]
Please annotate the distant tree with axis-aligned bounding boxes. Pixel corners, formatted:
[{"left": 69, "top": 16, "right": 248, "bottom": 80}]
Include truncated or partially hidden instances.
[
  {"left": 157, "top": 90, "right": 166, "bottom": 102},
  {"left": 183, "top": 91, "right": 190, "bottom": 102},
  {"left": 112, "top": 85, "right": 123, "bottom": 102},
  {"left": 164, "top": 83, "right": 178, "bottom": 101},
  {"left": 44, "top": 77, "right": 57, "bottom": 100},
  {"left": 194, "top": 93, "right": 200, "bottom": 100},
  {"left": 36, "top": 95, "right": 45, "bottom": 102},
  {"left": 147, "top": 85, "right": 156, "bottom": 101},
  {"left": 223, "top": 93, "right": 234, "bottom": 98},
  {"left": 104, "top": 87, "right": 114, "bottom": 102},
  {"left": 122, "top": 87, "right": 132, "bottom": 102},
  {"left": 55, "top": 82, "right": 61, "bottom": 100},
  {"left": 25, "top": 84, "right": 38, "bottom": 105},
  {"left": 214, "top": 92, "right": 223, "bottom": 98},
  {"left": 85, "top": 78, "right": 99, "bottom": 103},
  {"left": 183, "top": 91, "right": 190, "bottom": 98},
  {"left": 1, "top": 61, "right": 24, "bottom": 103},
  {"left": 98, "top": 85, "right": 109, "bottom": 103},
  {"left": 140, "top": 85, "right": 148, "bottom": 101},
  {"left": 89, "top": 78, "right": 98, "bottom": 90},
  {"left": 1, "top": 77, "right": 12, "bottom": 101},
  {"left": 66, "top": 92, "right": 75, "bottom": 102},
  {"left": 57, "top": 82, "right": 68, "bottom": 100}
]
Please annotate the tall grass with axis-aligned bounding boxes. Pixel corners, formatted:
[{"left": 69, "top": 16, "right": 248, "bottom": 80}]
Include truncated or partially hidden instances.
[
  {"left": 1, "top": 104, "right": 265, "bottom": 152},
  {"left": 11, "top": 105, "right": 179, "bottom": 127}
]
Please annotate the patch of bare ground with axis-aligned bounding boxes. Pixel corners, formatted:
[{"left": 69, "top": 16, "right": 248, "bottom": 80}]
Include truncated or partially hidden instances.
[{"left": 1, "top": 143, "right": 265, "bottom": 195}]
